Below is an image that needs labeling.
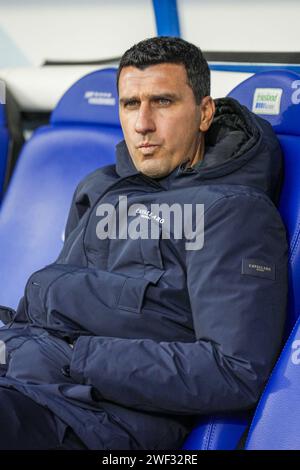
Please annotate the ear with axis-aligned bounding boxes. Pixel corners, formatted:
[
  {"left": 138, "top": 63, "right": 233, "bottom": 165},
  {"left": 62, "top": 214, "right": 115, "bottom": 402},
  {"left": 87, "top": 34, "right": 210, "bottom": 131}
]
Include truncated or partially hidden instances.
[{"left": 199, "top": 96, "right": 215, "bottom": 132}]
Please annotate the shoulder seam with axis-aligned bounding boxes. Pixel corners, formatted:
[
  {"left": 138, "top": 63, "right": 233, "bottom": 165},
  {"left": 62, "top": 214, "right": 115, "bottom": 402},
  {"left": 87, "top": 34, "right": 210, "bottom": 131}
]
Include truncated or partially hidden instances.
[{"left": 203, "top": 192, "right": 275, "bottom": 217}]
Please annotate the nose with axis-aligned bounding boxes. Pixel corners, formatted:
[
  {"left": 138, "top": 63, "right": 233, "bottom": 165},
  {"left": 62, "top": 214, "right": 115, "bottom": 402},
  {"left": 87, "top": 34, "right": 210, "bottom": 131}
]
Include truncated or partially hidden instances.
[{"left": 135, "top": 102, "right": 156, "bottom": 135}]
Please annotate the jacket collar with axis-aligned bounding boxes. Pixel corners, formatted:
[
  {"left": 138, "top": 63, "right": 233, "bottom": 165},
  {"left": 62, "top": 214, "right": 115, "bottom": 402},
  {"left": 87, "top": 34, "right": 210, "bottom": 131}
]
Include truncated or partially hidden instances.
[
  {"left": 115, "top": 140, "right": 139, "bottom": 178},
  {"left": 115, "top": 139, "right": 190, "bottom": 189}
]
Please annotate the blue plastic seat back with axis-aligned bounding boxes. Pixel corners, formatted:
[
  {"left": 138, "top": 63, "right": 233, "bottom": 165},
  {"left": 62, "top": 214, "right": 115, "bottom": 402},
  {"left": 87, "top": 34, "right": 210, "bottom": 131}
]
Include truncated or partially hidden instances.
[
  {"left": 229, "top": 70, "right": 300, "bottom": 450},
  {"left": 237, "top": 73, "right": 300, "bottom": 449},
  {"left": 183, "top": 70, "right": 300, "bottom": 450},
  {"left": 182, "top": 412, "right": 250, "bottom": 450},
  {"left": 0, "top": 68, "right": 122, "bottom": 309},
  {"left": 0, "top": 102, "right": 10, "bottom": 201},
  {"left": 245, "top": 315, "right": 300, "bottom": 449}
]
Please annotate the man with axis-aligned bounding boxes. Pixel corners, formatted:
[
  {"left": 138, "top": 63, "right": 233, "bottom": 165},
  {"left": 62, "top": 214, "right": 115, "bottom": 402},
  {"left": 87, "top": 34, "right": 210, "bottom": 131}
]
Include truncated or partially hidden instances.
[{"left": 0, "top": 37, "right": 287, "bottom": 450}]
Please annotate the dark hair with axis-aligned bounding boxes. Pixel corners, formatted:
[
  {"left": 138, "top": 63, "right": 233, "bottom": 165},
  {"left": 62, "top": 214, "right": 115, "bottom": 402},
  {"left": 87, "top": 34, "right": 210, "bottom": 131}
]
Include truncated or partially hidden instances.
[{"left": 117, "top": 36, "right": 210, "bottom": 104}]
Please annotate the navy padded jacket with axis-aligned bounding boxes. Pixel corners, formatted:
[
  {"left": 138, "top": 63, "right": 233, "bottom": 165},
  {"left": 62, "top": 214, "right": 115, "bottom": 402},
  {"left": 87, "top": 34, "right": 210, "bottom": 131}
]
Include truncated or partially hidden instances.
[{"left": 0, "top": 97, "right": 288, "bottom": 450}]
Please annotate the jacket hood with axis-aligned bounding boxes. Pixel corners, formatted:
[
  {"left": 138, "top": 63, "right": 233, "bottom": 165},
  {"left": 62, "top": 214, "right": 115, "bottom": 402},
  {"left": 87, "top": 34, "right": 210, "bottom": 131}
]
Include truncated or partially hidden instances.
[{"left": 116, "top": 97, "right": 283, "bottom": 202}]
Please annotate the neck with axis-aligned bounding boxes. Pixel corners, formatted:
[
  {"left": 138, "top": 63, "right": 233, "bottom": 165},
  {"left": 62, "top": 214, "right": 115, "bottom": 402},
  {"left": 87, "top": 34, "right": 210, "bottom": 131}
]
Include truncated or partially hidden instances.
[{"left": 190, "top": 132, "right": 205, "bottom": 167}]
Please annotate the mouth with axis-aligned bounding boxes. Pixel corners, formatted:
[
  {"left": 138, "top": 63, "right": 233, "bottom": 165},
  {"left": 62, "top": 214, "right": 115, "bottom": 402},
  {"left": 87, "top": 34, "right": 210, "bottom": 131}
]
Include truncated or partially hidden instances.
[{"left": 137, "top": 143, "right": 160, "bottom": 155}]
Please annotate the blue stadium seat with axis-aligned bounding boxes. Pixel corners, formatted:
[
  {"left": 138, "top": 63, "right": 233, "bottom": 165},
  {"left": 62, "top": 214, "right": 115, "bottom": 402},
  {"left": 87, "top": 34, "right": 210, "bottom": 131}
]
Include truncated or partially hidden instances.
[
  {"left": 228, "top": 70, "right": 300, "bottom": 450},
  {"left": 245, "top": 315, "right": 300, "bottom": 449},
  {"left": 183, "top": 70, "right": 300, "bottom": 450},
  {"left": 0, "top": 102, "right": 10, "bottom": 201},
  {"left": 0, "top": 67, "right": 122, "bottom": 309},
  {"left": 182, "top": 411, "right": 250, "bottom": 450}
]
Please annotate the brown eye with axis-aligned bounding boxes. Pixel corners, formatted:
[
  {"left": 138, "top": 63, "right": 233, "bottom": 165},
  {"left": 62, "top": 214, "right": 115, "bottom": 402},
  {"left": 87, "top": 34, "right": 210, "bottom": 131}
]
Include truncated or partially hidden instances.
[
  {"left": 125, "top": 100, "right": 139, "bottom": 108},
  {"left": 156, "top": 98, "right": 171, "bottom": 106}
]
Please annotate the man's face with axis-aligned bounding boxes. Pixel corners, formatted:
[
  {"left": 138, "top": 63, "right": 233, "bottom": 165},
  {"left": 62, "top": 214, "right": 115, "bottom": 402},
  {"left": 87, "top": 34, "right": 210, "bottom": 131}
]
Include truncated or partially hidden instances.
[{"left": 118, "top": 63, "right": 212, "bottom": 179}]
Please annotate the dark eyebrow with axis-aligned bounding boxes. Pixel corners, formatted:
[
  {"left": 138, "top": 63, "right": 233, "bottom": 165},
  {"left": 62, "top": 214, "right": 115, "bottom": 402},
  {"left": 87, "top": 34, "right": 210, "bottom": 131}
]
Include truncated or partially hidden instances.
[
  {"left": 119, "top": 93, "right": 179, "bottom": 105},
  {"left": 150, "top": 93, "right": 179, "bottom": 101},
  {"left": 119, "top": 96, "right": 140, "bottom": 105}
]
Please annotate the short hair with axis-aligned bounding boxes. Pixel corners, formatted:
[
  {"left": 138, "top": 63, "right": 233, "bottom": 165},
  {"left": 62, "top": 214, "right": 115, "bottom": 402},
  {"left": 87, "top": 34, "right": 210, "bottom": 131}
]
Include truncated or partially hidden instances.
[{"left": 117, "top": 36, "right": 210, "bottom": 104}]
